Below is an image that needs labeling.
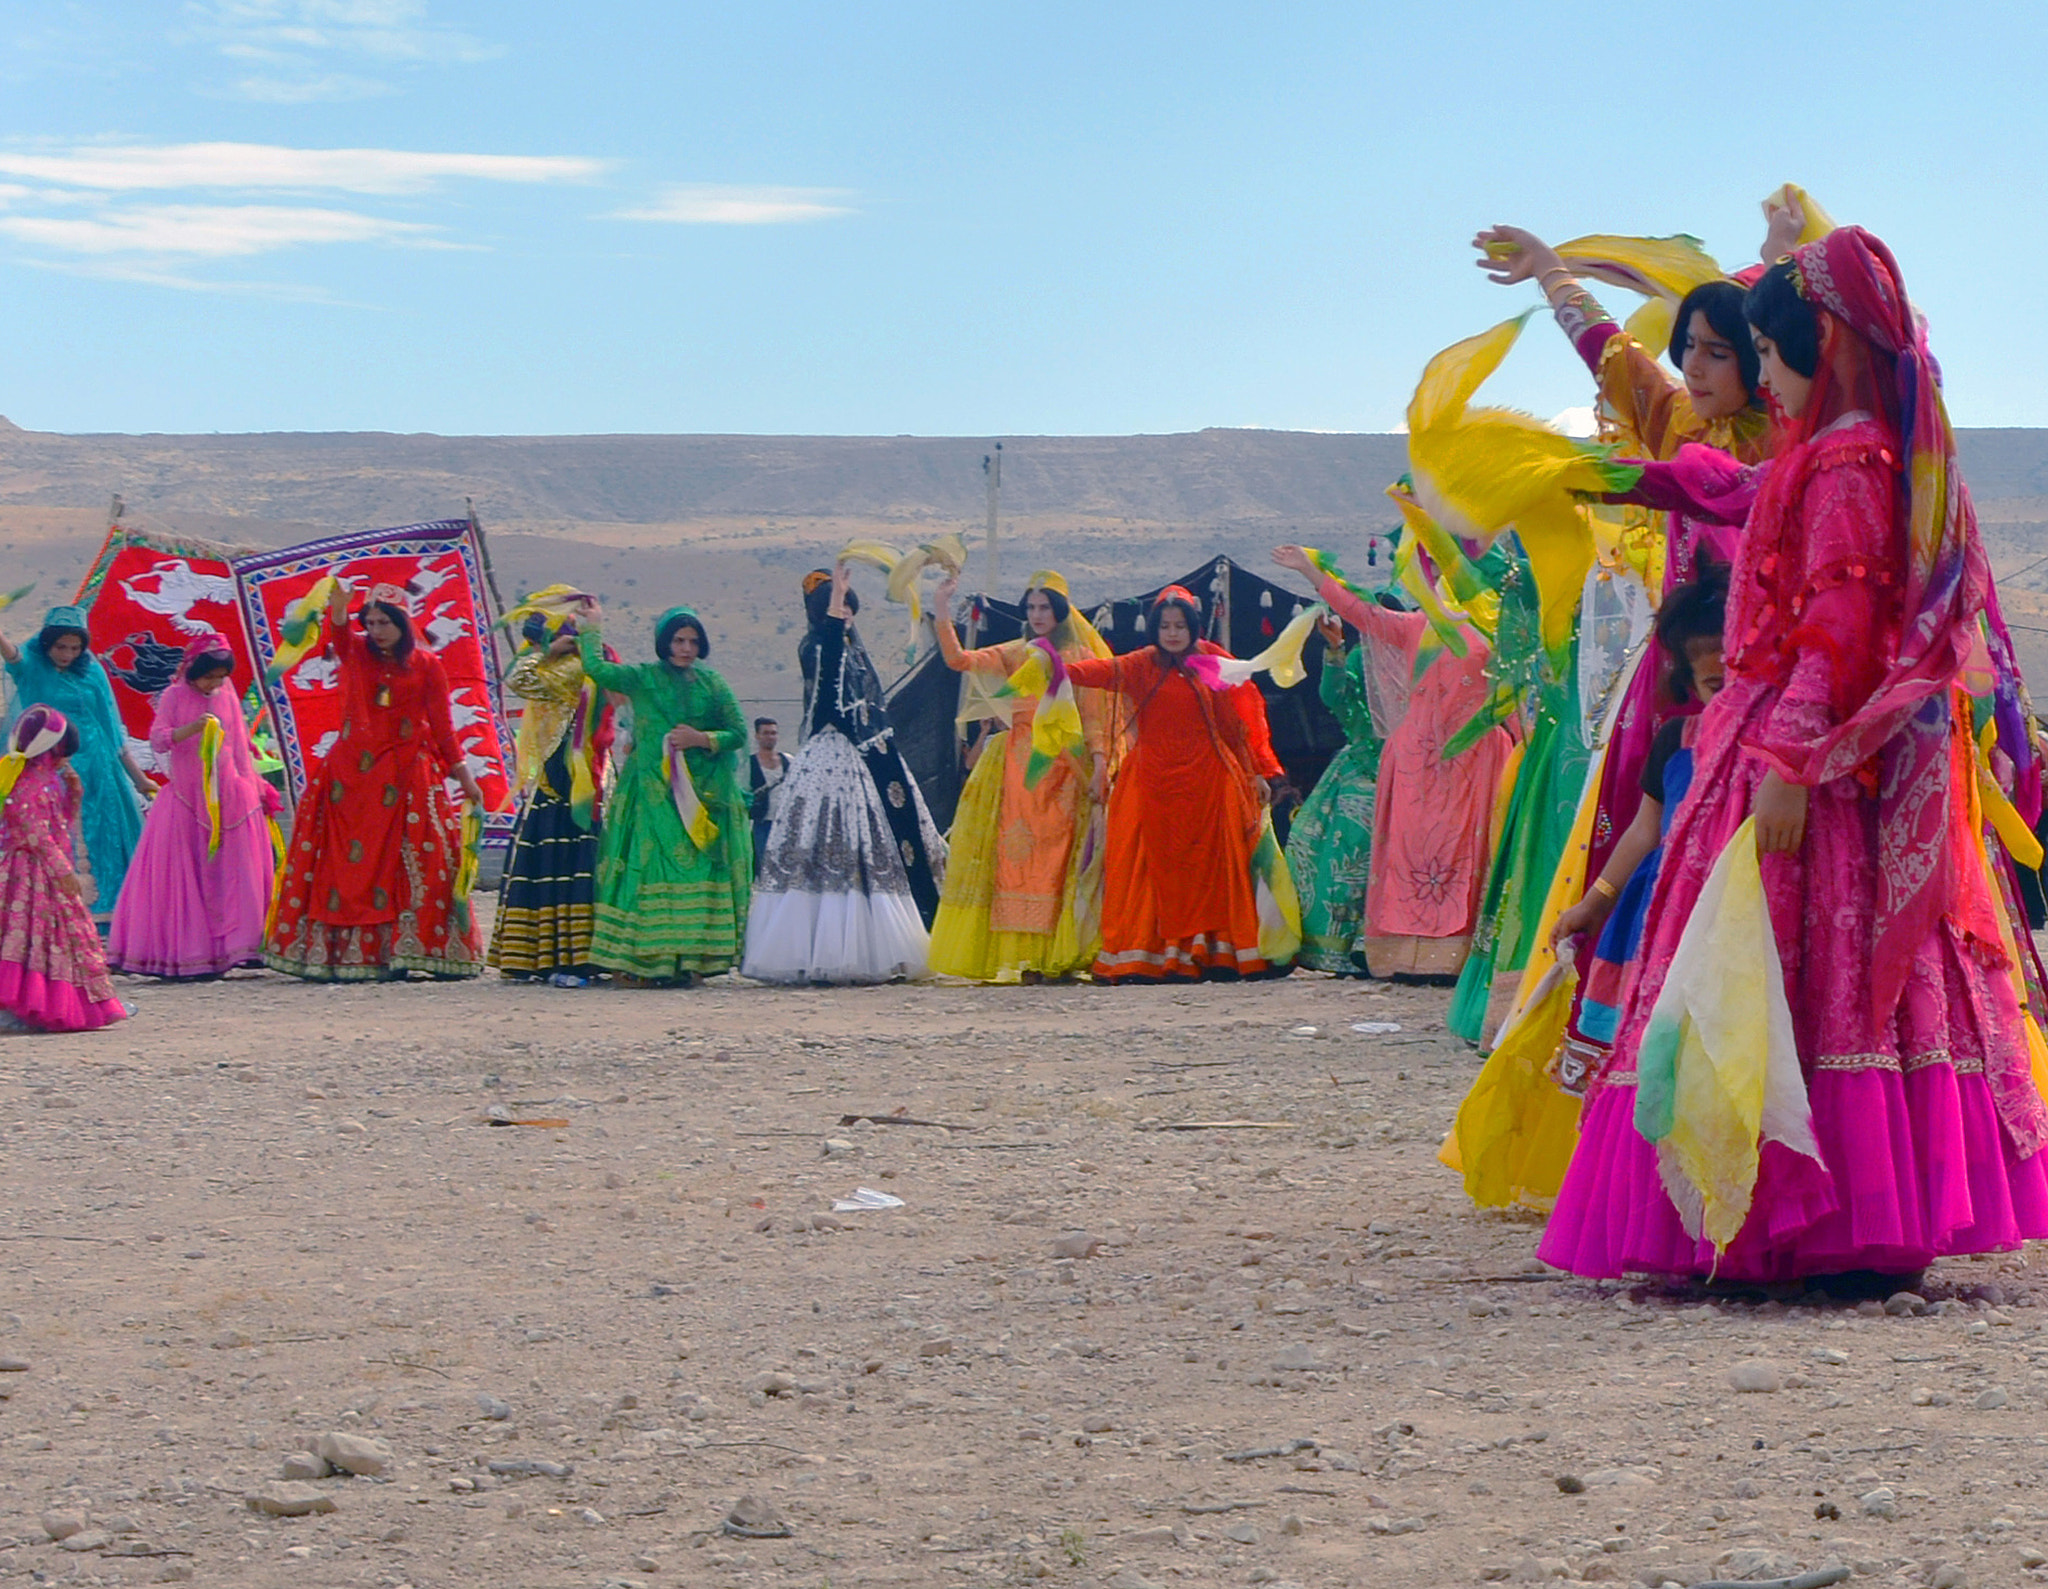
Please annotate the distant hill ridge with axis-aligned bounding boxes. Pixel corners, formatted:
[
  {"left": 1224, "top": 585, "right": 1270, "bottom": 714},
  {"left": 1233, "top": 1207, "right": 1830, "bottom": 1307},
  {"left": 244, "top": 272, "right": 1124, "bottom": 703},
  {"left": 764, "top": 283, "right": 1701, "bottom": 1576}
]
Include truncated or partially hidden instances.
[{"left": 7, "top": 423, "right": 2048, "bottom": 530}]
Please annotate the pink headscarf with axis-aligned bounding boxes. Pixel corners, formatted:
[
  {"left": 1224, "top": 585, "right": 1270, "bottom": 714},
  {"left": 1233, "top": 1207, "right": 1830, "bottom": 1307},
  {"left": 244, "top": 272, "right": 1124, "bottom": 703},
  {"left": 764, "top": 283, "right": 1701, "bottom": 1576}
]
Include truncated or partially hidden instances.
[
  {"left": 1752, "top": 226, "right": 1999, "bottom": 1022},
  {"left": 174, "top": 631, "right": 236, "bottom": 686}
]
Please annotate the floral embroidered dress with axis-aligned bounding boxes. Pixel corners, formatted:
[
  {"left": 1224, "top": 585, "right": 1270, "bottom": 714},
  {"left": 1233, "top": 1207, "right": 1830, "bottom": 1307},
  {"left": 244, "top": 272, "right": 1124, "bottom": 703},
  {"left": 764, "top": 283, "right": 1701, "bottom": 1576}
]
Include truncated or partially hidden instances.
[
  {"left": 0, "top": 747, "right": 126, "bottom": 1031},
  {"left": 1060, "top": 645, "right": 1285, "bottom": 982},
  {"left": 927, "top": 615, "right": 1109, "bottom": 982},
  {"left": 1283, "top": 640, "right": 1382, "bottom": 974},
  {"left": 1540, "top": 411, "right": 2048, "bottom": 1280},
  {"left": 107, "top": 641, "right": 277, "bottom": 978},
  {"left": 1311, "top": 576, "right": 1513, "bottom": 978},
  {"left": 577, "top": 625, "right": 751, "bottom": 981},
  {"left": 265, "top": 617, "right": 483, "bottom": 980}
]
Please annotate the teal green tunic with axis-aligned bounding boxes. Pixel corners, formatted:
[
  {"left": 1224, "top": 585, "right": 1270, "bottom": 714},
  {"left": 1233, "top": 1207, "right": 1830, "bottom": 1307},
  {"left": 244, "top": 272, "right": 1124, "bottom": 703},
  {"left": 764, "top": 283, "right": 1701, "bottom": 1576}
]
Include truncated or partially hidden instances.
[
  {"left": 578, "top": 633, "right": 751, "bottom": 978},
  {"left": 5, "top": 607, "right": 142, "bottom": 919},
  {"left": 1284, "top": 645, "right": 1382, "bottom": 975}
]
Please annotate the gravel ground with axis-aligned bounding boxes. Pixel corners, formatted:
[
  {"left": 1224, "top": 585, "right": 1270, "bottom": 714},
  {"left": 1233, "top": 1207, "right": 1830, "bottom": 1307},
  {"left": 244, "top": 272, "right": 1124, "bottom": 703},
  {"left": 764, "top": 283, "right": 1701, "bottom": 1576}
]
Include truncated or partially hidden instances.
[{"left": 3, "top": 947, "right": 2046, "bottom": 1589}]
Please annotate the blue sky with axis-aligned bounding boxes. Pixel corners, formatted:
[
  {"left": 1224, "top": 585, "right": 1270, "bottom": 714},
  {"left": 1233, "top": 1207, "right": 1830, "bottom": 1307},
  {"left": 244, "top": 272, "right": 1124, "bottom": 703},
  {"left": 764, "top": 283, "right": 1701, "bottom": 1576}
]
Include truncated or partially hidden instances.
[{"left": 2, "top": 2, "right": 2045, "bottom": 437}]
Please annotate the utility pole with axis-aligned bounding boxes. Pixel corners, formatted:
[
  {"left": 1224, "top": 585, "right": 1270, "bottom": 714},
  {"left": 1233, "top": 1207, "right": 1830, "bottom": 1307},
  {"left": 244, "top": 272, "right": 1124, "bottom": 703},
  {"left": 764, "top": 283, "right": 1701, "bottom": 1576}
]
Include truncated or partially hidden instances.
[{"left": 982, "top": 442, "right": 1002, "bottom": 597}]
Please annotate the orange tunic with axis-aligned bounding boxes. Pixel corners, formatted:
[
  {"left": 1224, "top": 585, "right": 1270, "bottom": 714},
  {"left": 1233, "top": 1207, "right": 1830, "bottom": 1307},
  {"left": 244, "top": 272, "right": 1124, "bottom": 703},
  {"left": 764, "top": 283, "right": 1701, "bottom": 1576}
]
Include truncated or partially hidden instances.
[
  {"left": 934, "top": 625, "right": 1106, "bottom": 937},
  {"left": 1064, "top": 646, "right": 1283, "bottom": 982}
]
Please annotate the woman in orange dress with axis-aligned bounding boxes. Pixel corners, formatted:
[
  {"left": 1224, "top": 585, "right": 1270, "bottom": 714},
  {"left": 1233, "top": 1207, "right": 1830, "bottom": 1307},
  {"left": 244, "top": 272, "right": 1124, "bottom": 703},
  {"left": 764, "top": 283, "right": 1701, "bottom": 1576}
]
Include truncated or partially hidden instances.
[
  {"left": 1061, "top": 587, "right": 1285, "bottom": 982},
  {"left": 265, "top": 580, "right": 487, "bottom": 981},
  {"left": 926, "top": 569, "right": 1110, "bottom": 981}
]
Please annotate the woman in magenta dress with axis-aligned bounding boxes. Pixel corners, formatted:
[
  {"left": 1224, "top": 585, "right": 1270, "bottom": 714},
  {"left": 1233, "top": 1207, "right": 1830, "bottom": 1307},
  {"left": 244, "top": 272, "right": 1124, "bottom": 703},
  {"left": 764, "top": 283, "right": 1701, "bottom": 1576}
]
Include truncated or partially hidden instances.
[
  {"left": 1540, "top": 226, "right": 2048, "bottom": 1283},
  {"left": 0, "top": 707, "right": 128, "bottom": 1032},
  {"left": 108, "top": 634, "right": 279, "bottom": 979}
]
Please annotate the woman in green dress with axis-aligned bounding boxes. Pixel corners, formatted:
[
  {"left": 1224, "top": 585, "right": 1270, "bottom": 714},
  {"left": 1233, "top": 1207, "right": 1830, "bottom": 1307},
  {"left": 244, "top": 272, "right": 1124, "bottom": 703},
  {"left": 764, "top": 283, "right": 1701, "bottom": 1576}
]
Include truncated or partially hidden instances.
[
  {"left": 573, "top": 601, "right": 751, "bottom": 984},
  {"left": 1284, "top": 614, "right": 1384, "bottom": 975}
]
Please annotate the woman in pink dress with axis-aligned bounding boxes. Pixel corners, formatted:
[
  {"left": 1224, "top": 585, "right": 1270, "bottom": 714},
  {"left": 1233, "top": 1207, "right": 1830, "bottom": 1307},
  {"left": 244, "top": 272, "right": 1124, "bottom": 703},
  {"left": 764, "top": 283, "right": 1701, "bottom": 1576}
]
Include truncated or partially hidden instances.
[
  {"left": 108, "top": 634, "right": 279, "bottom": 979},
  {"left": 1540, "top": 226, "right": 2048, "bottom": 1283},
  {"left": 1272, "top": 546, "right": 1513, "bottom": 979},
  {"left": 0, "top": 706, "right": 128, "bottom": 1032}
]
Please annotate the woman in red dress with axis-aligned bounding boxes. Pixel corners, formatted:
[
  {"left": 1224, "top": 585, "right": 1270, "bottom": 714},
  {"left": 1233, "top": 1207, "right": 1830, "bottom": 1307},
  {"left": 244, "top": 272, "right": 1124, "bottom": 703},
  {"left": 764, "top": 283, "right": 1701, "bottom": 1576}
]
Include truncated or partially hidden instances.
[
  {"left": 265, "top": 580, "right": 487, "bottom": 981},
  {"left": 1062, "top": 587, "right": 1286, "bottom": 982}
]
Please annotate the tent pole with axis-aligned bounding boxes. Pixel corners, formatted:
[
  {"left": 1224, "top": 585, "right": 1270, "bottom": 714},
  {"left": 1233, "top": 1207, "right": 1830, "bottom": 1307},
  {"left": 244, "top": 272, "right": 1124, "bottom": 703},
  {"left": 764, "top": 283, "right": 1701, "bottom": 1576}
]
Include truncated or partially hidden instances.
[{"left": 982, "top": 442, "right": 1002, "bottom": 597}]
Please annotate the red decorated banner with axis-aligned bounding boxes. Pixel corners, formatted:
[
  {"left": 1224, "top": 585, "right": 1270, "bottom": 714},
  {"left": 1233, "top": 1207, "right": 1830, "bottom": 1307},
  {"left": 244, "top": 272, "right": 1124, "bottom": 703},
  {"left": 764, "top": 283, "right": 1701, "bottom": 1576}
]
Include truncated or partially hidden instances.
[
  {"left": 232, "top": 520, "right": 515, "bottom": 842},
  {"left": 75, "top": 525, "right": 260, "bottom": 766}
]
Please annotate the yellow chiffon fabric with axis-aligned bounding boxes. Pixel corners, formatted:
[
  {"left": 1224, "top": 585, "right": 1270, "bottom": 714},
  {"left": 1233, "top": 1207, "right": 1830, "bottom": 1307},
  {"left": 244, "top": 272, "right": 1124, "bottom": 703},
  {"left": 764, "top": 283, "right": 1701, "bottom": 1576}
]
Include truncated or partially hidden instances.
[
  {"left": 930, "top": 730, "right": 1104, "bottom": 982},
  {"left": 928, "top": 576, "right": 1110, "bottom": 982}
]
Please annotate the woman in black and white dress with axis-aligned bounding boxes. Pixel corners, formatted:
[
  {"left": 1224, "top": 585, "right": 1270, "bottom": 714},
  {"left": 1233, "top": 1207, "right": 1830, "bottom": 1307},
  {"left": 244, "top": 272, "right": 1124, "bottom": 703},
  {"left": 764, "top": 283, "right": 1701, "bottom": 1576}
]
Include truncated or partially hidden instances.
[{"left": 741, "top": 564, "right": 945, "bottom": 984}]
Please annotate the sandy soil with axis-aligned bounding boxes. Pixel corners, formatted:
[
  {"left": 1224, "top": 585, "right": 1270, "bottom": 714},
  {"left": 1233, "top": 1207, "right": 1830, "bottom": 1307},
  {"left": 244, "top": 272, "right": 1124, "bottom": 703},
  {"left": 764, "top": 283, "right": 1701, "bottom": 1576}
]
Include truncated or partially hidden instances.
[{"left": 4, "top": 924, "right": 2047, "bottom": 1589}]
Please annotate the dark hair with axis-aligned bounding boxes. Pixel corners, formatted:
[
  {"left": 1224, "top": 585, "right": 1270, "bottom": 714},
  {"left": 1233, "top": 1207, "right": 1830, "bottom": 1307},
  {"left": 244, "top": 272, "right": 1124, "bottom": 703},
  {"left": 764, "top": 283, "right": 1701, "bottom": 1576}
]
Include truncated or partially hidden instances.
[
  {"left": 1151, "top": 593, "right": 1203, "bottom": 658},
  {"left": 753, "top": 716, "right": 777, "bottom": 730},
  {"left": 359, "top": 600, "right": 415, "bottom": 663},
  {"left": 1023, "top": 584, "right": 1072, "bottom": 624},
  {"left": 185, "top": 650, "right": 235, "bottom": 682},
  {"left": 1656, "top": 560, "right": 1729, "bottom": 704},
  {"left": 1744, "top": 261, "right": 1822, "bottom": 379},
  {"left": 804, "top": 578, "right": 858, "bottom": 630},
  {"left": 520, "top": 611, "right": 576, "bottom": 649},
  {"left": 35, "top": 625, "right": 89, "bottom": 667},
  {"left": 1670, "top": 280, "right": 1762, "bottom": 399},
  {"left": 657, "top": 611, "right": 709, "bottom": 662}
]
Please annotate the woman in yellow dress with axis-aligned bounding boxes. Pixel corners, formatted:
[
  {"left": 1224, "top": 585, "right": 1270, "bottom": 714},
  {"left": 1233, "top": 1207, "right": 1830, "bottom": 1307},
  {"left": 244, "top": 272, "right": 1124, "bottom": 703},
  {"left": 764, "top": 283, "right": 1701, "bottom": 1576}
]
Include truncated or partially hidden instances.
[{"left": 926, "top": 570, "right": 1110, "bottom": 982}]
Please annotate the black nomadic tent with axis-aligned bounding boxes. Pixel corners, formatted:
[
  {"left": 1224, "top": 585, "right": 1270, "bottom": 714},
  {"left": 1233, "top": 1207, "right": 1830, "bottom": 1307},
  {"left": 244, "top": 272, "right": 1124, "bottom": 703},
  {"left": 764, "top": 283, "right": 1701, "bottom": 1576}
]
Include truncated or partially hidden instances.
[{"left": 887, "top": 556, "right": 1355, "bottom": 833}]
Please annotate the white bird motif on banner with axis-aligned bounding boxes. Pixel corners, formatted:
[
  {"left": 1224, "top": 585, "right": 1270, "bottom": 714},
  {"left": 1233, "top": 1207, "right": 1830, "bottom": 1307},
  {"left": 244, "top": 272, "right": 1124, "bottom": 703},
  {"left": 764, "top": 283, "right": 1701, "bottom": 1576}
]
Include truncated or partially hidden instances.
[
  {"left": 424, "top": 610, "right": 471, "bottom": 650},
  {"left": 292, "top": 654, "right": 341, "bottom": 691},
  {"left": 120, "top": 560, "right": 236, "bottom": 635}
]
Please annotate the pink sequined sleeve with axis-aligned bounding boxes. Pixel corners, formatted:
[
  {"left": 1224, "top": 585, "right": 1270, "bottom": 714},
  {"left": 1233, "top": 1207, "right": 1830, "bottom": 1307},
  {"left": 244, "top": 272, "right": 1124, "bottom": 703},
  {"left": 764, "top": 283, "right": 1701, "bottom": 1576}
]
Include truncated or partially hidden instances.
[{"left": 1748, "top": 456, "right": 1903, "bottom": 784}]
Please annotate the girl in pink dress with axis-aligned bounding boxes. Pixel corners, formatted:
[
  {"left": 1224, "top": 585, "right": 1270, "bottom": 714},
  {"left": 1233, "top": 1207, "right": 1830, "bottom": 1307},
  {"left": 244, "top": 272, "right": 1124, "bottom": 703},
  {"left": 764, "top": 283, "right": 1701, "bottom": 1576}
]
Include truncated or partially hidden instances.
[
  {"left": 1540, "top": 226, "right": 2048, "bottom": 1283},
  {"left": 0, "top": 706, "right": 128, "bottom": 1032},
  {"left": 108, "top": 634, "right": 279, "bottom": 979},
  {"left": 1271, "top": 545, "right": 1514, "bottom": 979}
]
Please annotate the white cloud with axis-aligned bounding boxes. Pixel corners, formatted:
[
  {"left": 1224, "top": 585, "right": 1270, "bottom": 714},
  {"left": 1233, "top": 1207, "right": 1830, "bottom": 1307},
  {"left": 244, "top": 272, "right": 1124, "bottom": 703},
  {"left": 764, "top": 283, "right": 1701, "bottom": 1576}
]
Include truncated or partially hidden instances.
[
  {"left": 230, "top": 71, "right": 397, "bottom": 103},
  {"left": 189, "top": 0, "right": 497, "bottom": 63},
  {"left": 0, "top": 141, "right": 607, "bottom": 194},
  {"left": 1549, "top": 405, "right": 1598, "bottom": 438},
  {"left": 0, "top": 203, "right": 446, "bottom": 257},
  {"left": 184, "top": 1, "right": 500, "bottom": 102},
  {"left": 612, "top": 184, "right": 856, "bottom": 226}
]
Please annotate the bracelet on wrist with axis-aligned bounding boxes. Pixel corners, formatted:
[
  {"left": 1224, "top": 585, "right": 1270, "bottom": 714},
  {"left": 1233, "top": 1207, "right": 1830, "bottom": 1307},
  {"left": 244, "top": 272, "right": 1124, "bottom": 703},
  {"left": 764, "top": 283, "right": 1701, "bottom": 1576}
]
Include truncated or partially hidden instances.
[{"left": 1589, "top": 875, "right": 1620, "bottom": 902}]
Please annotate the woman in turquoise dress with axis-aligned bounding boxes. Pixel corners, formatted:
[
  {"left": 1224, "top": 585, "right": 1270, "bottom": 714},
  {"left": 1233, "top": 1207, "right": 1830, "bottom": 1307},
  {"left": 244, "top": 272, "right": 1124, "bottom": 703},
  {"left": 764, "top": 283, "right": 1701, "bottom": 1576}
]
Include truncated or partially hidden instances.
[
  {"left": 574, "top": 601, "right": 751, "bottom": 984},
  {"left": 1283, "top": 614, "right": 1383, "bottom": 975},
  {"left": 0, "top": 605, "right": 151, "bottom": 923}
]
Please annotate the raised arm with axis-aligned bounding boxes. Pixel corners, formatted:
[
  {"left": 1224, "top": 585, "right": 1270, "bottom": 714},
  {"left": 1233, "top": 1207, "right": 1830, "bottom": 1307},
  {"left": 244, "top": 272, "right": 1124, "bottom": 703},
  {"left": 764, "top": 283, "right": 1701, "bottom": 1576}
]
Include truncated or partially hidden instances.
[
  {"left": 1475, "top": 224, "right": 1697, "bottom": 458},
  {"left": 1316, "top": 625, "right": 1375, "bottom": 743},
  {"left": 574, "top": 607, "right": 637, "bottom": 695},
  {"left": 1059, "top": 654, "right": 1129, "bottom": 695},
  {"left": 1601, "top": 444, "right": 1764, "bottom": 527},
  {"left": 1270, "top": 547, "right": 1419, "bottom": 649},
  {"left": 931, "top": 577, "right": 1020, "bottom": 676}
]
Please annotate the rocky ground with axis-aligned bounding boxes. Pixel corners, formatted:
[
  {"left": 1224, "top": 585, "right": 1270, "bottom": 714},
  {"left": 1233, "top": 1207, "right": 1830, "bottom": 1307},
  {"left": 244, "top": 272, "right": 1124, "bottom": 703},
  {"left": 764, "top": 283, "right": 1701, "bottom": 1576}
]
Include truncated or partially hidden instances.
[{"left": 3, "top": 941, "right": 2047, "bottom": 1589}]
